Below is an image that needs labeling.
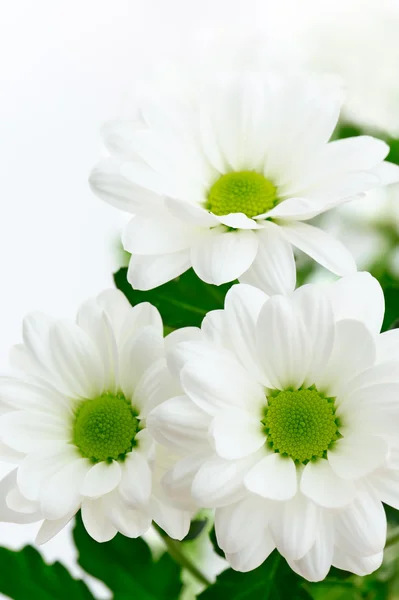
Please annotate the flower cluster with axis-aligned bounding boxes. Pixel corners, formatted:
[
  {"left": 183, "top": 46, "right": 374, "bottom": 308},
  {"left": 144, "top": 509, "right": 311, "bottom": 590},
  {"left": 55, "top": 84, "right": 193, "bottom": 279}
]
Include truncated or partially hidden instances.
[{"left": 2, "top": 71, "right": 399, "bottom": 584}]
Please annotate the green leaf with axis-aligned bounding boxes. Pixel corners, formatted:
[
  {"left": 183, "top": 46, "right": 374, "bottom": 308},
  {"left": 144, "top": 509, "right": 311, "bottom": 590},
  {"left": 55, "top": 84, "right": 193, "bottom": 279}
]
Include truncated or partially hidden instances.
[
  {"left": 73, "top": 514, "right": 182, "bottom": 599},
  {"left": 199, "top": 551, "right": 312, "bottom": 600},
  {"left": 0, "top": 545, "right": 94, "bottom": 600},
  {"left": 114, "top": 267, "right": 233, "bottom": 329}
]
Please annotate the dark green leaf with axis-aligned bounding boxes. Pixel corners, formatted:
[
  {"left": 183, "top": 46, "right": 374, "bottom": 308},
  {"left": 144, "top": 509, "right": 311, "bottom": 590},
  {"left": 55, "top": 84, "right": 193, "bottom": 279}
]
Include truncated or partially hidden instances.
[
  {"left": 0, "top": 545, "right": 94, "bottom": 600},
  {"left": 209, "top": 526, "right": 225, "bottom": 559},
  {"left": 114, "top": 267, "right": 233, "bottom": 329},
  {"left": 199, "top": 551, "right": 312, "bottom": 600},
  {"left": 73, "top": 514, "right": 182, "bottom": 599},
  {"left": 183, "top": 517, "right": 209, "bottom": 542}
]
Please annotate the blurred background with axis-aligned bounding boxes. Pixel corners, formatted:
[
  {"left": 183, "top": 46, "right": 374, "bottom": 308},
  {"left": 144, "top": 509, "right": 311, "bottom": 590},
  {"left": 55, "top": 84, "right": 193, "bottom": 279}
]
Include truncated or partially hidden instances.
[{"left": 2, "top": 0, "right": 399, "bottom": 597}]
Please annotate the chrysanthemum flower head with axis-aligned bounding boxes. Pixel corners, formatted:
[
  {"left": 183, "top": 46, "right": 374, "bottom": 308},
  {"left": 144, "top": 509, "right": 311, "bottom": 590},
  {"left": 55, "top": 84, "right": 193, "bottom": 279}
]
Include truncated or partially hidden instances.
[
  {"left": 148, "top": 273, "right": 399, "bottom": 581},
  {"left": 0, "top": 289, "right": 190, "bottom": 544},
  {"left": 90, "top": 73, "right": 399, "bottom": 293}
]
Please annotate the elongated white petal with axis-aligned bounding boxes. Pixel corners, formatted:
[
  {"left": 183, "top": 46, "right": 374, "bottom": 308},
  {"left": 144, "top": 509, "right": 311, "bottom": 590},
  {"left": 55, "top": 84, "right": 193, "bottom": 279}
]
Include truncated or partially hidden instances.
[
  {"left": 150, "top": 496, "right": 191, "bottom": 541},
  {"left": 271, "top": 493, "right": 320, "bottom": 561},
  {"left": 328, "top": 434, "right": 388, "bottom": 479},
  {"left": 326, "top": 272, "right": 385, "bottom": 334},
  {"left": 123, "top": 214, "right": 202, "bottom": 255},
  {"left": 239, "top": 222, "right": 296, "bottom": 296},
  {"left": 192, "top": 455, "right": 252, "bottom": 508},
  {"left": 108, "top": 501, "right": 151, "bottom": 538},
  {"left": 119, "top": 453, "right": 152, "bottom": 509},
  {"left": 147, "top": 395, "right": 210, "bottom": 452},
  {"left": 81, "top": 498, "right": 117, "bottom": 542},
  {"left": 95, "top": 289, "right": 132, "bottom": 340},
  {"left": 226, "top": 532, "right": 276, "bottom": 572},
  {"left": 334, "top": 488, "right": 386, "bottom": 556},
  {"left": 210, "top": 409, "right": 266, "bottom": 460},
  {"left": 165, "top": 197, "right": 220, "bottom": 227},
  {"left": 134, "top": 358, "right": 180, "bottom": 418},
  {"left": 317, "top": 319, "right": 376, "bottom": 398},
  {"left": 288, "top": 513, "right": 334, "bottom": 582},
  {"left": 223, "top": 284, "right": 269, "bottom": 382},
  {"left": 0, "top": 470, "right": 41, "bottom": 524},
  {"left": 332, "top": 551, "right": 383, "bottom": 577},
  {"left": 369, "top": 468, "right": 399, "bottom": 509},
  {"left": 215, "top": 495, "right": 274, "bottom": 554},
  {"left": 293, "top": 284, "right": 335, "bottom": 386},
  {"left": 49, "top": 320, "right": 104, "bottom": 398},
  {"left": 162, "top": 452, "right": 211, "bottom": 510},
  {"left": 191, "top": 229, "right": 258, "bottom": 285},
  {"left": 244, "top": 454, "right": 297, "bottom": 500},
  {"left": 82, "top": 461, "right": 122, "bottom": 498},
  {"left": 119, "top": 327, "right": 164, "bottom": 399},
  {"left": 256, "top": 197, "right": 324, "bottom": 220},
  {"left": 256, "top": 295, "right": 312, "bottom": 390},
  {"left": 280, "top": 222, "right": 357, "bottom": 276},
  {"left": 36, "top": 512, "right": 76, "bottom": 545},
  {"left": 180, "top": 354, "right": 265, "bottom": 416},
  {"left": 127, "top": 251, "right": 191, "bottom": 291},
  {"left": 40, "top": 458, "right": 90, "bottom": 519},
  {"left": 0, "top": 412, "right": 70, "bottom": 453},
  {"left": 301, "top": 460, "right": 356, "bottom": 508}
]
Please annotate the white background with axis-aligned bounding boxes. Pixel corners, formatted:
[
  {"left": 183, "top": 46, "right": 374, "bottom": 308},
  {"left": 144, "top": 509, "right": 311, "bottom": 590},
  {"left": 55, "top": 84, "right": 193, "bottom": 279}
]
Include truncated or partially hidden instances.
[{"left": 0, "top": 0, "right": 397, "bottom": 597}]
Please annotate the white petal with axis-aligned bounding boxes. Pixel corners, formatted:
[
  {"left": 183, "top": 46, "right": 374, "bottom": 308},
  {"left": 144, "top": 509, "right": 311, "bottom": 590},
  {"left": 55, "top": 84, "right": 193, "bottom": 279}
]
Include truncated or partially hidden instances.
[
  {"left": 288, "top": 513, "right": 334, "bottom": 582},
  {"left": 77, "top": 299, "right": 118, "bottom": 393},
  {"left": 256, "top": 197, "right": 324, "bottom": 220},
  {"left": 123, "top": 214, "right": 202, "bottom": 255},
  {"left": 165, "top": 197, "right": 220, "bottom": 227},
  {"left": 49, "top": 320, "right": 105, "bottom": 398},
  {"left": 167, "top": 338, "right": 231, "bottom": 383},
  {"left": 191, "top": 229, "right": 258, "bottom": 285},
  {"left": 118, "top": 301, "right": 163, "bottom": 348},
  {"left": 369, "top": 468, "right": 399, "bottom": 509},
  {"left": 95, "top": 289, "right": 132, "bottom": 339},
  {"left": 301, "top": 459, "right": 356, "bottom": 508},
  {"left": 293, "top": 284, "right": 335, "bottom": 386},
  {"left": 226, "top": 532, "right": 275, "bottom": 572},
  {"left": 0, "top": 411, "right": 70, "bottom": 453},
  {"left": 0, "top": 377, "right": 71, "bottom": 417},
  {"left": 127, "top": 250, "right": 191, "bottom": 291},
  {"left": 216, "top": 213, "right": 262, "bottom": 229},
  {"left": 370, "top": 161, "right": 399, "bottom": 185},
  {"left": 133, "top": 358, "right": 181, "bottom": 418},
  {"left": 338, "top": 382, "right": 399, "bottom": 421},
  {"left": 223, "top": 284, "right": 269, "bottom": 381},
  {"left": 119, "top": 453, "right": 152, "bottom": 509},
  {"left": 119, "top": 327, "right": 164, "bottom": 399},
  {"left": 89, "top": 158, "right": 162, "bottom": 215},
  {"left": 21, "top": 311, "right": 54, "bottom": 377},
  {"left": 326, "top": 272, "right": 384, "bottom": 334},
  {"left": 151, "top": 496, "right": 191, "bottom": 540},
  {"left": 180, "top": 354, "right": 265, "bottom": 416},
  {"left": 201, "top": 310, "right": 231, "bottom": 348},
  {"left": 191, "top": 455, "right": 253, "bottom": 508},
  {"left": 110, "top": 505, "right": 151, "bottom": 538},
  {"left": 17, "top": 444, "right": 79, "bottom": 501},
  {"left": 40, "top": 458, "right": 90, "bottom": 519},
  {"left": 317, "top": 319, "right": 376, "bottom": 398},
  {"left": 244, "top": 454, "right": 297, "bottom": 500},
  {"left": 271, "top": 493, "right": 320, "bottom": 561},
  {"left": 256, "top": 295, "right": 312, "bottom": 390},
  {"left": 81, "top": 497, "right": 117, "bottom": 542},
  {"left": 161, "top": 452, "right": 211, "bottom": 510},
  {"left": 332, "top": 550, "right": 383, "bottom": 577},
  {"left": 6, "top": 487, "right": 39, "bottom": 514},
  {"left": 377, "top": 329, "right": 399, "bottom": 364},
  {"left": 0, "top": 470, "right": 41, "bottom": 524},
  {"left": 334, "top": 488, "right": 386, "bottom": 556},
  {"left": 210, "top": 409, "right": 266, "bottom": 460},
  {"left": 280, "top": 222, "right": 357, "bottom": 276},
  {"left": 215, "top": 495, "right": 274, "bottom": 554},
  {"left": 36, "top": 512, "right": 76, "bottom": 545},
  {"left": 82, "top": 461, "right": 122, "bottom": 498},
  {"left": 147, "top": 395, "right": 210, "bottom": 452},
  {"left": 239, "top": 222, "right": 296, "bottom": 296},
  {"left": 328, "top": 434, "right": 388, "bottom": 480}
]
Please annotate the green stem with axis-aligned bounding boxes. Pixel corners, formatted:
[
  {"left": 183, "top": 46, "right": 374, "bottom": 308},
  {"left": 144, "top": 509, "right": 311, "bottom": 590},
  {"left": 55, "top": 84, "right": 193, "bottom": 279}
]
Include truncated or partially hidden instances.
[{"left": 154, "top": 525, "right": 212, "bottom": 588}]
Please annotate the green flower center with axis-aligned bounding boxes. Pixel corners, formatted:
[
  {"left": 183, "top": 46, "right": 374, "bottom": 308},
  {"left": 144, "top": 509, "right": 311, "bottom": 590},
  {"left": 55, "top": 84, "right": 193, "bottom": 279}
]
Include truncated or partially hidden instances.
[
  {"left": 206, "top": 171, "right": 277, "bottom": 218},
  {"left": 73, "top": 393, "right": 139, "bottom": 463},
  {"left": 262, "top": 387, "right": 340, "bottom": 464}
]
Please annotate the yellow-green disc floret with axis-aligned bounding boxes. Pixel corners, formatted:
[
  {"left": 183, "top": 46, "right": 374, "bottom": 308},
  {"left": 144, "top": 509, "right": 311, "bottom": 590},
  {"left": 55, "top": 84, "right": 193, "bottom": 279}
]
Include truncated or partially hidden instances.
[
  {"left": 262, "top": 388, "right": 340, "bottom": 464},
  {"left": 73, "top": 393, "right": 139, "bottom": 463},
  {"left": 207, "top": 171, "right": 277, "bottom": 218}
]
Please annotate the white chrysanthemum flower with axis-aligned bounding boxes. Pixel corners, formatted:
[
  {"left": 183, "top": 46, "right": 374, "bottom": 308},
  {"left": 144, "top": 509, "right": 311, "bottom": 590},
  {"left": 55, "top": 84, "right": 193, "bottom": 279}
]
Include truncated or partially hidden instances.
[
  {"left": 148, "top": 273, "right": 399, "bottom": 581},
  {"left": 90, "top": 73, "right": 399, "bottom": 294},
  {"left": 0, "top": 289, "right": 190, "bottom": 544}
]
